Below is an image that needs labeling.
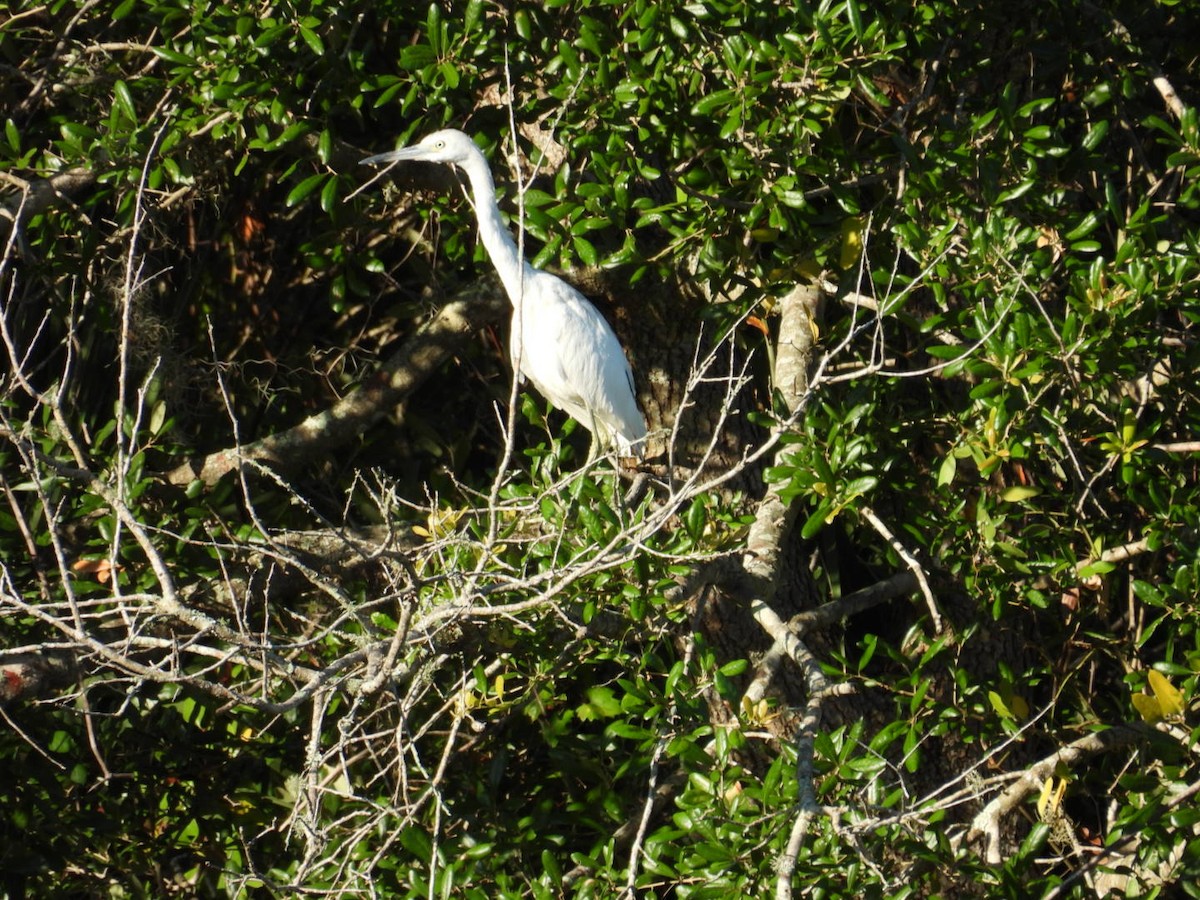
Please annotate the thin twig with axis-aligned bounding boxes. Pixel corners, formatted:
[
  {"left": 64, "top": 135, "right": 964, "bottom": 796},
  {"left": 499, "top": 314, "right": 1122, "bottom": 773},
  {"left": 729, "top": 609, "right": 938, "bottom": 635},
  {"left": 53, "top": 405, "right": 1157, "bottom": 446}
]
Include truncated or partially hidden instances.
[{"left": 859, "top": 506, "right": 943, "bottom": 633}]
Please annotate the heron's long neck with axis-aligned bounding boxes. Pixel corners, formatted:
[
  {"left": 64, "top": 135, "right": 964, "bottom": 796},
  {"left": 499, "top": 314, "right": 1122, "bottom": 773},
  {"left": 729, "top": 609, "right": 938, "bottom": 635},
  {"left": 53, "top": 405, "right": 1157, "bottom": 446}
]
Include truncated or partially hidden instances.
[{"left": 461, "top": 153, "right": 531, "bottom": 308}]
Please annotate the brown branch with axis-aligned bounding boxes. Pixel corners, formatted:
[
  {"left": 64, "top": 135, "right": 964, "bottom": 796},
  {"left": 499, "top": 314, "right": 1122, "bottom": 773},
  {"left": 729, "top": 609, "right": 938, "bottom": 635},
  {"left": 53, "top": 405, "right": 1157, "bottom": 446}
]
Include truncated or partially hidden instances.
[
  {"left": 1082, "top": 536, "right": 1154, "bottom": 570},
  {"left": 793, "top": 571, "right": 919, "bottom": 634},
  {"left": 742, "top": 285, "right": 819, "bottom": 652},
  {"left": 165, "top": 284, "right": 507, "bottom": 487},
  {"left": 715, "top": 283, "right": 832, "bottom": 900},
  {"left": 966, "top": 724, "right": 1148, "bottom": 865},
  {"left": 744, "top": 572, "right": 920, "bottom": 712},
  {"left": 1043, "top": 773, "right": 1200, "bottom": 899},
  {"left": 0, "top": 168, "right": 97, "bottom": 245},
  {"left": 0, "top": 422, "right": 366, "bottom": 711},
  {"left": 0, "top": 651, "right": 78, "bottom": 703},
  {"left": 739, "top": 282, "right": 823, "bottom": 695},
  {"left": 1081, "top": 2, "right": 1187, "bottom": 122},
  {"left": 860, "top": 505, "right": 943, "bottom": 632},
  {"left": 1153, "top": 441, "right": 1200, "bottom": 454}
]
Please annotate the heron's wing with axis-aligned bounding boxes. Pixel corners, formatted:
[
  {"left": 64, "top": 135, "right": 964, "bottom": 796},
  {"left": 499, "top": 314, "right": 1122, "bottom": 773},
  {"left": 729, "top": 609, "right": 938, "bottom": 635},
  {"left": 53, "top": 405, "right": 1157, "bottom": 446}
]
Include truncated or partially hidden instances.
[{"left": 514, "top": 274, "right": 646, "bottom": 452}]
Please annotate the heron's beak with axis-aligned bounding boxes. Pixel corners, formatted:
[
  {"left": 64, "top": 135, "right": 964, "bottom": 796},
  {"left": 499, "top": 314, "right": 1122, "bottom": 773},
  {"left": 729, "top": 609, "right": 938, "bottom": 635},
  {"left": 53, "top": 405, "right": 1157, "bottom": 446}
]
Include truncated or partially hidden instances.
[{"left": 360, "top": 146, "right": 425, "bottom": 167}]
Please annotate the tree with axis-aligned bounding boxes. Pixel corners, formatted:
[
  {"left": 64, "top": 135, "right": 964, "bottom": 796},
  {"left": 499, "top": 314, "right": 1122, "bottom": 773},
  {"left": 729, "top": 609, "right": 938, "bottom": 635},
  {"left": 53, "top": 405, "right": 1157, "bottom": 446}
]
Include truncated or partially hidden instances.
[{"left": 2, "top": 0, "right": 1199, "bottom": 896}]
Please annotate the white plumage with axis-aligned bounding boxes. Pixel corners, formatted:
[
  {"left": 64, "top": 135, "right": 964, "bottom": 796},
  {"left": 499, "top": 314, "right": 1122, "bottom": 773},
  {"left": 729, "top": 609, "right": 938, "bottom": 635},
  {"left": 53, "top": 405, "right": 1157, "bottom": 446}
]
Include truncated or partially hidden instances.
[{"left": 363, "top": 129, "right": 646, "bottom": 457}]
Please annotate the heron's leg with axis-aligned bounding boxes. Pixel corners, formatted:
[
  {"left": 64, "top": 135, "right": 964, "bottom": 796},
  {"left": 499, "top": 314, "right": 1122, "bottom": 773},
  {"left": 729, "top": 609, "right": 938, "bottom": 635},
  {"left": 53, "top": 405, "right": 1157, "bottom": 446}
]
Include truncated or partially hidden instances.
[{"left": 583, "top": 409, "right": 605, "bottom": 465}]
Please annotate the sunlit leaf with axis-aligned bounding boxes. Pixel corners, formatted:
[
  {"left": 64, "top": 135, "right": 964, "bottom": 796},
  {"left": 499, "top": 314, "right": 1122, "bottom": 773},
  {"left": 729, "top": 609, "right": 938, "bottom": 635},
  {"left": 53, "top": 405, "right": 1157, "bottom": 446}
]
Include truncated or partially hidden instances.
[
  {"left": 1148, "top": 669, "right": 1185, "bottom": 718},
  {"left": 1000, "top": 485, "right": 1041, "bottom": 502},
  {"left": 1131, "top": 692, "right": 1162, "bottom": 723},
  {"left": 1037, "top": 777, "right": 1066, "bottom": 819},
  {"left": 839, "top": 216, "right": 864, "bottom": 270}
]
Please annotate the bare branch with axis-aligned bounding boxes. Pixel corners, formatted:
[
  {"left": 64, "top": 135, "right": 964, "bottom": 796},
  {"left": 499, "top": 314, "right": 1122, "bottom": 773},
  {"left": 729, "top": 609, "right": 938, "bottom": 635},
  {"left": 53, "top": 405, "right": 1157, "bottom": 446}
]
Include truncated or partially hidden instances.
[
  {"left": 859, "top": 505, "right": 943, "bottom": 632},
  {"left": 165, "top": 284, "right": 507, "bottom": 487},
  {"left": 967, "top": 725, "right": 1147, "bottom": 864},
  {"left": 1081, "top": 2, "right": 1187, "bottom": 122},
  {"left": 0, "top": 168, "right": 96, "bottom": 248}
]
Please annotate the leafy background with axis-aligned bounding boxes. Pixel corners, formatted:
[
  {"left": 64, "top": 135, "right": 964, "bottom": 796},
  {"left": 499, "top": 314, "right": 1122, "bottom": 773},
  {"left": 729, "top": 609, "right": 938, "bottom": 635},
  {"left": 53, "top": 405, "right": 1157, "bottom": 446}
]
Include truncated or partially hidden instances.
[{"left": 1, "top": 0, "right": 1199, "bottom": 896}]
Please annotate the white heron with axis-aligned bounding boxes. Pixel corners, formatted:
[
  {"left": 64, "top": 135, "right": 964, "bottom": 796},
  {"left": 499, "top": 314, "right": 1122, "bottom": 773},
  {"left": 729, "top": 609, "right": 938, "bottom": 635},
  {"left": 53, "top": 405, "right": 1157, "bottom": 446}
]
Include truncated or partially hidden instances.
[{"left": 362, "top": 129, "right": 647, "bottom": 459}]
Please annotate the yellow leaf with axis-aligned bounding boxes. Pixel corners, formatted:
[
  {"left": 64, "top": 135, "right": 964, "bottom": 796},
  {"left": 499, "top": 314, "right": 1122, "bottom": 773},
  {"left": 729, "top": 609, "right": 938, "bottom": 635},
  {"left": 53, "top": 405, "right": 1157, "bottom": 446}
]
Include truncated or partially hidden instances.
[
  {"left": 838, "top": 217, "right": 864, "bottom": 270},
  {"left": 1131, "top": 692, "right": 1162, "bottom": 723},
  {"left": 1148, "top": 669, "right": 1184, "bottom": 718},
  {"left": 1000, "top": 485, "right": 1041, "bottom": 503},
  {"left": 1121, "top": 410, "right": 1137, "bottom": 444},
  {"left": 1008, "top": 693, "right": 1030, "bottom": 720},
  {"left": 428, "top": 507, "right": 464, "bottom": 538},
  {"left": 738, "top": 695, "right": 776, "bottom": 727},
  {"left": 1053, "top": 778, "right": 1067, "bottom": 810},
  {"left": 1038, "top": 777, "right": 1067, "bottom": 819},
  {"left": 456, "top": 688, "right": 478, "bottom": 716},
  {"left": 1037, "top": 778, "right": 1053, "bottom": 818},
  {"left": 796, "top": 258, "right": 824, "bottom": 282}
]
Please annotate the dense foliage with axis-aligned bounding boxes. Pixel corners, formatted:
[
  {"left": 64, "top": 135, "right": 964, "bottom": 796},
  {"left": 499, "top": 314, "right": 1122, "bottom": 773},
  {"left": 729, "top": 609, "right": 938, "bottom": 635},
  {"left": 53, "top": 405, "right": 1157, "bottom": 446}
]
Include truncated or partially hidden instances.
[{"left": 2, "top": 0, "right": 1199, "bottom": 896}]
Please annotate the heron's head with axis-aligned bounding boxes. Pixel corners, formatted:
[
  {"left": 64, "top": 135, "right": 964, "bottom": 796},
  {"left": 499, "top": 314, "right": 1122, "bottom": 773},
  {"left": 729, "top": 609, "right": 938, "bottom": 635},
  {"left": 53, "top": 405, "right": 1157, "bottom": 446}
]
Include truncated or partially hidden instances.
[{"left": 360, "top": 129, "right": 480, "bottom": 169}]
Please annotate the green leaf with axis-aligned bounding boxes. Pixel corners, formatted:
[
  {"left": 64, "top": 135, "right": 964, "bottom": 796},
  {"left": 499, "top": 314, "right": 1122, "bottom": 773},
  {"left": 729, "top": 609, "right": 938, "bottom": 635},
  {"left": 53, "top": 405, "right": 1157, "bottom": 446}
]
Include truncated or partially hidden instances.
[
  {"left": 1082, "top": 119, "right": 1109, "bottom": 152},
  {"left": 572, "top": 235, "right": 598, "bottom": 266},
  {"left": 692, "top": 89, "right": 737, "bottom": 116},
  {"left": 684, "top": 497, "right": 706, "bottom": 540},
  {"left": 514, "top": 9, "right": 533, "bottom": 40},
  {"left": 580, "top": 686, "right": 622, "bottom": 719},
  {"left": 996, "top": 179, "right": 1035, "bottom": 204},
  {"left": 801, "top": 502, "right": 832, "bottom": 539},
  {"left": 319, "top": 175, "right": 339, "bottom": 214},
  {"left": 439, "top": 61, "right": 460, "bottom": 89},
  {"left": 845, "top": 0, "right": 864, "bottom": 39},
  {"left": 464, "top": 0, "right": 484, "bottom": 32},
  {"left": 149, "top": 401, "right": 167, "bottom": 436},
  {"left": 298, "top": 25, "right": 324, "bottom": 56},
  {"left": 577, "top": 503, "right": 607, "bottom": 542},
  {"left": 286, "top": 173, "right": 327, "bottom": 207},
  {"left": 936, "top": 453, "right": 956, "bottom": 487},
  {"left": 719, "top": 659, "right": 748, "bottom": 677},
  {"left": 1077, "top": 559, "right": 1116, "bottom": 579},
  {"left": 541, "top": 850, "right": 562, "bottom": 888},
  {"left": 988, "top": 690, "right": 1012, "bottom": 719},
  {"left": 400, "top": 45, "right": 436, "bottom": 69},
  {"left": 113, "top": 79, "right": 137, "bottom": 124},
  {"left": 1065, "top": 212, "right": 1102, "bottom": 241},
  {"left": 607, "top": 721, "right": 652, "bottom": 741},
  {"left": 398, "top": 826, "right": 432, "bottom": 863}
]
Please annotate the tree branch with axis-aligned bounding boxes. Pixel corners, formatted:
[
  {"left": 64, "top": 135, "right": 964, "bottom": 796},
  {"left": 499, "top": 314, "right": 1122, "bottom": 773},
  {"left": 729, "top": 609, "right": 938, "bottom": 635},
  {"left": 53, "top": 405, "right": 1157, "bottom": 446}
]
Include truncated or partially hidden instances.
[
  {"left": 966, "top": 724, "right": 1148, "bottom": 864},
  {"left": 712, "top": 283, "right": 835, "bottom": 900},
  {"left": 0, "top": 168, "right": 97, "bottom": 248},
  {"left": 165, "top": 284, "right": 507, "bottom": 486}
]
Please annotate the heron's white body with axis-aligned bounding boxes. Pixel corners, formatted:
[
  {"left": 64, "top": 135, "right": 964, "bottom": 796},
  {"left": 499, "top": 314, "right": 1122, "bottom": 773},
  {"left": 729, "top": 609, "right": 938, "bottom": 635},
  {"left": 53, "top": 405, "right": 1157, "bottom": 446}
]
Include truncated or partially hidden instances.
[
  {"left": 364, "top": 129, "right": 647, "bottom": 457},
  {"left": 510, "top": 268, "right": 644, "bottom": 454}
]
